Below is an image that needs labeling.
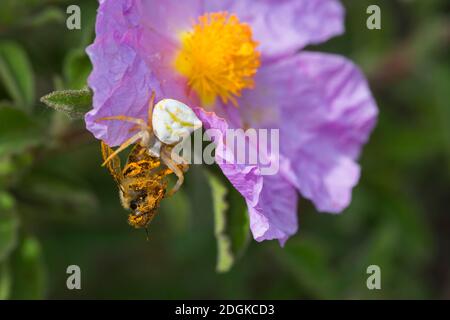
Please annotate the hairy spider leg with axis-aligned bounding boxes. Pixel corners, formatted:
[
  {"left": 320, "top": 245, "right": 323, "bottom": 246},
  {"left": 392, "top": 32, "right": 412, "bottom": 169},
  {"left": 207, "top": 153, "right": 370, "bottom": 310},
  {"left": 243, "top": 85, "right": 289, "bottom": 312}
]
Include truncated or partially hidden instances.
[
  {"left": 101, "top": 131, "right": 146, "bottom": 166},
  {"left": 166, "top": 146, "right": 189, "bottom": 172},
  {"left": 97, "top": 92, "right": 158, "bottom": 166},
  {"left": 160, "top": 146, "right": 185, "bottom": 197},
  {"left": 98, "top": 115, "right": 147, "bottom": 128},
  {"left": 148, "top": 91, "right": 156, "bottom": 127}
]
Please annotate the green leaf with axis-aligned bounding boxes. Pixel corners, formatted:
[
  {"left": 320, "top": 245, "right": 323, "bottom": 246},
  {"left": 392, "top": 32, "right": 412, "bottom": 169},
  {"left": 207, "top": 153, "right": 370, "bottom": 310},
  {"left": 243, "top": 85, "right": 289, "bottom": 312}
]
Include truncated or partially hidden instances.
[
  {"left": 0, "top": 106, "right": 42, "bottom": 156},
  {"left": 207, "top": 173, "right": 250, "bottom": 273},
  {"left": 63, "top": 49, "right": 92, "bottom": 90},
  {"left": 40, "top": 87, "right": 92, "bottom": 119},
  {"left": 10, "top": 237, "right": 46, "bottom": 300},
  {"left": 0, "top": 192, "right": 19, "bottom": 262},
  {"left": 0, "top": 41, "right": 35, "bottom": 110},
  {"left": 0, "top": 261, "right": 11, "bottom": 300},
  {"left": 227, "top": 184, "right": 250, "bottom": 256},
  {"left": 209, "top": 173, "right": 233, "bottom": 272}
]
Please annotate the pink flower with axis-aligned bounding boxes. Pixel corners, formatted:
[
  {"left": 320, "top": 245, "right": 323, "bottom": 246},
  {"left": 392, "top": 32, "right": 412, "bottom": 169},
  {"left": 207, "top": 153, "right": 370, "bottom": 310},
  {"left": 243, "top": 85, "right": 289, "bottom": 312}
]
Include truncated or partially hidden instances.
[{"left": 85, "top": 0, "right": 378, "bottom": 245}]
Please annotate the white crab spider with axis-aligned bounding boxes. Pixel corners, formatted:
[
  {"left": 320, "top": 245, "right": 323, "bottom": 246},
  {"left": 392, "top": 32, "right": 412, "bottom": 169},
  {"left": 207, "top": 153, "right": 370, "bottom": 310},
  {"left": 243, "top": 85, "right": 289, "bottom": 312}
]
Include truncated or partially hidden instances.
[{"left": 98, "top": 92, "right": 202, "bottom": 195}]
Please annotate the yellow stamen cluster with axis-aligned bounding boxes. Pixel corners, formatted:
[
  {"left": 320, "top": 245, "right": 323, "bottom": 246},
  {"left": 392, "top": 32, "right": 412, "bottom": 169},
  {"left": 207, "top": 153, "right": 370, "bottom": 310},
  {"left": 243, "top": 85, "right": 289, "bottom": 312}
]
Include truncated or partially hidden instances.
[{"left": 174, "top": 12, "right": 261, "bottom": 106}]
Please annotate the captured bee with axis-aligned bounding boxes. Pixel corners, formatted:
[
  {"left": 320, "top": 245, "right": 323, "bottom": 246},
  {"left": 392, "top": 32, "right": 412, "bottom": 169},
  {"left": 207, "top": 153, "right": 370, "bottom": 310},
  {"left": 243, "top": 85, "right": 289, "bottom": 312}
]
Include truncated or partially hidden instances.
[
  {"left": 101, "top": 142, "right": 174, "bottom": 229},
  {"left": 99, "top": 92, "right": 202, "bottom": 230}
]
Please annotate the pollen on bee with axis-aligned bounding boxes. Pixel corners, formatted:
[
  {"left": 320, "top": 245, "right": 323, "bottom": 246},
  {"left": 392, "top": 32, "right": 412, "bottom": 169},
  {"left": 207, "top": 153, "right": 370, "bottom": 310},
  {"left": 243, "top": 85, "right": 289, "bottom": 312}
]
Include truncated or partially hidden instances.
[{"left": 128, "top": 214, "right": 148, "bottom": 228}]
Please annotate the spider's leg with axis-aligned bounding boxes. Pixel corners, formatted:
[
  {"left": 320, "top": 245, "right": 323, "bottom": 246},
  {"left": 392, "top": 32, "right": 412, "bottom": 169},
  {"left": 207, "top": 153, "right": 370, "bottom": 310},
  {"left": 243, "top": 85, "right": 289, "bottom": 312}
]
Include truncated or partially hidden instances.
[
  {"left": 97, "top": 115, "right": 147, "bottom": 129},
  {"left": 166, "top": 145, "right": 189, "bottom": 172},
  {"left": 101, "top": 131, "right": 144, "bottom": 166},
  {"left": 128, "top": 124, "right": 140, "bottom": 133},
  {"left": 161, "top": 147, "right": 185, "bottom": 197},
  {"left": 148, "top": 91, "right": 156, "bottom": 128}
]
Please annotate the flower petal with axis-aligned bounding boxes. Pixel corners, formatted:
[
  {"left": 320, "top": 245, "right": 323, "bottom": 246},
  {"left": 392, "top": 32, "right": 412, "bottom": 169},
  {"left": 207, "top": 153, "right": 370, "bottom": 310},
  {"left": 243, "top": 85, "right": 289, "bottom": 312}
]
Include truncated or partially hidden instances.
[
  {"left": 237, "top": 52, "right": 378, "bottom": 213},
  {"left": 193, "top": 107, "right": 263, "bottom": 206},
  {"left": 248, "top": 174, "right": 298, "bottom": 245},
  {"left": 86, "top": 0, "right": 205, "bottom": 146},
  {"left": 85, "top": 0, "right": 162, "bottom": 147},
  {"left": 204, "top": 0, "right": 345, "bottom": 58},
  {"left": 139, "top": 0, "right": 202, "bottom": 43},
  {"left": 194, "top": 107, "right": 298, "bottom": 244},
  {"left": 137, "top": 0, "right": 203, "bottom": 102}
]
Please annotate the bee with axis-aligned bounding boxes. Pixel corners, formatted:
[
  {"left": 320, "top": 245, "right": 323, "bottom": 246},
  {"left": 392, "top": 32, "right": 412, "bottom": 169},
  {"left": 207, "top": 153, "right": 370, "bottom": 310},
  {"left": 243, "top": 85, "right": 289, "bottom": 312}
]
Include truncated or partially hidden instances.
[{"left": 98, "top": 92, "right": 202, "bottom": 231}]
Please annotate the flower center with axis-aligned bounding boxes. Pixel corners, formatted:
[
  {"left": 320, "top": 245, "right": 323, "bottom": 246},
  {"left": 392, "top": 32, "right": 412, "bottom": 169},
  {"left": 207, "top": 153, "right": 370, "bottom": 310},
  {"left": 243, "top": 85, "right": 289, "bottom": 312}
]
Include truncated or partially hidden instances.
[{"left": 174, "top": 12, "right": 260, "bottom": 107}]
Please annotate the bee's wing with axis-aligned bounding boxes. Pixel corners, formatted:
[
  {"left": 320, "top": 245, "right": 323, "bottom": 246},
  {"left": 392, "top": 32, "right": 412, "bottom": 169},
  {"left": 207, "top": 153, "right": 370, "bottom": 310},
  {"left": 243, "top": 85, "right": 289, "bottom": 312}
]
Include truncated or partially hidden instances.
[{"left": 101, "top": 141, "right": 123, "bottom": 185}]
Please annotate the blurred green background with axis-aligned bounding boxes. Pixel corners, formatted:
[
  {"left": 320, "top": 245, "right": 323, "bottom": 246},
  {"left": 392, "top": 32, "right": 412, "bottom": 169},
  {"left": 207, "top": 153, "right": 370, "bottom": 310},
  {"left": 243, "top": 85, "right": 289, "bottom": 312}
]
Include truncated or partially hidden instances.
[{"left": 0, "top": 0, "right": 449, "bottom": 299}]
